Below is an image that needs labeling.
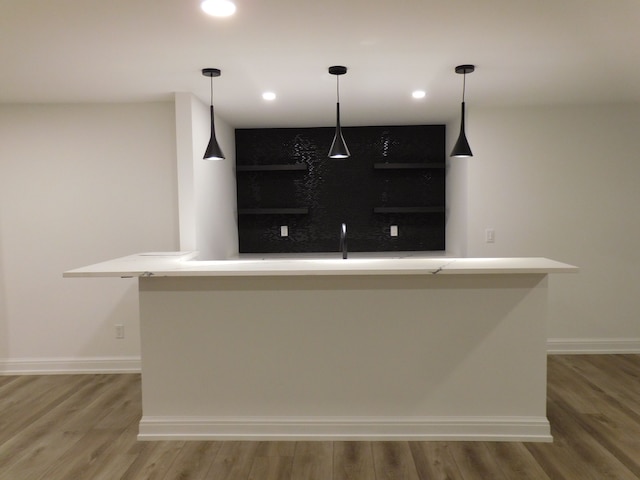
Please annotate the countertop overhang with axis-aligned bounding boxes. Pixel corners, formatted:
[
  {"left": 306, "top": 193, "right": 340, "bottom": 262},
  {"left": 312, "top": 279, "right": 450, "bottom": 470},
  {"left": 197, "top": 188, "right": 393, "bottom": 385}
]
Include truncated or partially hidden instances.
[{"left": 63, "top": 252, "right": 579, "bottom": 278}]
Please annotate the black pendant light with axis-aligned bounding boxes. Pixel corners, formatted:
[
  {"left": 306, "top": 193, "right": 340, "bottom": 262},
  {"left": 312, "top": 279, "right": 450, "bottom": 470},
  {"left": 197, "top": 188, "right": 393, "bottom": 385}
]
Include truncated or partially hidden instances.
[
  {"left": 202, "top": 68, "right": 225, "bottom": 161},
  {"left": 328, "top": 66, "right": 350, "bottom": 159},
  {"left": 450, "top": 64, "right": 475, "bottom": 158}
]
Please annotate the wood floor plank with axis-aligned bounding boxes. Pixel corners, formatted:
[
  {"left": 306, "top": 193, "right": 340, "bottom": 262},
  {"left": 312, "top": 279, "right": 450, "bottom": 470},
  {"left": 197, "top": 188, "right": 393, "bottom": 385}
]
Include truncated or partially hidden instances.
[
  {"left": 0, "top": 375, "right": 24, "bottom": 410},
  {"left": 448, "top": 442, "right": 509, "bottom": 480},
  {"left": 548, "top": 356, "right": 640, "bottom": 444},
  {"left": 65, "top": 374, "right": 140, "bottom": 431},
  {"left": 291, "top": 441, "right": 333, "bottom": 480},
  {"left": 71, "top": 424, "right": 142, "bottom": 480},
  {"left": 248, "top": 455, "right": 293, "bottom": 480},
  {"left": 0, "top": 374, "right": 93, "bottom": 443},
  {"left": 159, "top": 441, "right": 221, "bottom": 480},
  {"left": 584, "top": 354, "right": 640, "bottom": 392},
  {"left": 0, "top": 429, "right": 86, "bottom": 480},
  {"left": 206, "top": 440, "right": 260, "bottom": 479},
  {"left": 581, "top": 413, "right": 640, "bottom": 478},
  {"left": 247, "top": 441, "right": 295, "bottom": 480},
  {"left": 526, "top": 398, "right": 607, "bottom": 480},
  {"left": 255, "top": 441, "right": 297, "bottom": 457},
  {"left": 484, "top": 442, "right": 552, "bottom": 480},
  {"left": 91, "top": 382, "right": 142, "bottom": 431},
  {"left": 526, "top": 396, "right": 639, "bottom": 480},
  {"left": 371, "top": 441, "right": 420, "bottom": 480},
  {"left": 1, "top": 354, "right": 639, "bottom": 480},
  {"left": 33, "top": 429, "right": 125, "bottom": 480},
  {"left": 546, "top": 356, "right": 603, "bottom": 414},
  {"left": 563, "top": 355, "right": 640, "bottom": 414},
  {"left": 119, "top": 441, "right": 186, "bottom": 480},
  {"left": 548, "top": 391, "right": 640, "bottom": 479},
  {"left": 0, "top": 375, "right": 55, "bottom": 411},
  {"left": 0, "top": 374, "right": 127, "bottom": 476},
  {"left": 409, "top": 441, "right": 465, "bottom": 480},
  {"left": 0, "top": 375, "right": 17, "bottom": 386},
  {"left": 333, "top": 441, "right": 376, "bottom": 480}
]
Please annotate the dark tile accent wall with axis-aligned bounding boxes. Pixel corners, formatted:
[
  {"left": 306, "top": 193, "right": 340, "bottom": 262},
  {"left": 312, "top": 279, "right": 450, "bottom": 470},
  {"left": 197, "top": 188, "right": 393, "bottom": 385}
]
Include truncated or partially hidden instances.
[{"left": 236, "top": 125, "right": 445, "bottom": 253}]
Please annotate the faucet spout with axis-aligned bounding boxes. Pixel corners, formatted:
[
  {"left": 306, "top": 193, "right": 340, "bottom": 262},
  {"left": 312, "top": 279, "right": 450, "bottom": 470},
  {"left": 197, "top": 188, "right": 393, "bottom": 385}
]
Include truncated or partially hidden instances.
[{"left": 340, "top": 223, "right": 347, "bottom": 259}]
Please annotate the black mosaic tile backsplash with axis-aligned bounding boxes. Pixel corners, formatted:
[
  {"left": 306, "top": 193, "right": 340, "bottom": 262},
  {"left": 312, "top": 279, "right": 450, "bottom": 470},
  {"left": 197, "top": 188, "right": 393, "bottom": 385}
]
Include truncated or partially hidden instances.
[{"left": 236, "top": 125, "right": 446, "bottom": 253}]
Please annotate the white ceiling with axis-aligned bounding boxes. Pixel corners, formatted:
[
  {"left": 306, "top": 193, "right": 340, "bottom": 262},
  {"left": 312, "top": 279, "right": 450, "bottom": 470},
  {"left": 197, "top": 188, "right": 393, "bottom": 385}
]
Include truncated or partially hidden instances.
[{"left": 2, "top": 0, "right": 639, "bottom": 128}]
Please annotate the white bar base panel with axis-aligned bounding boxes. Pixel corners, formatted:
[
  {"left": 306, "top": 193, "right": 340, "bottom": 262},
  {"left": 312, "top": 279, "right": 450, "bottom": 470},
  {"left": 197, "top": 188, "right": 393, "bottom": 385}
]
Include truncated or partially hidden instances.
[
  {"left": 138, "top": 275, "right": 553, "bottom": 444},
  {"left": 138, "top": 416, "right": 552, "bottom": 442}
]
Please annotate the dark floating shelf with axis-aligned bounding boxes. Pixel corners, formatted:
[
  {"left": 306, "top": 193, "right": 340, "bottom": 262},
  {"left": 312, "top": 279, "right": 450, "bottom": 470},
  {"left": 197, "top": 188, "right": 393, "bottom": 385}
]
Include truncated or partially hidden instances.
[
  {"left": 238, "top": 207, "right": 309, "bottom": 215},
  {"left": 373, "top": 163, "right": 445, "bottom": 170},
  {"left": 373, "top": 206, "right": 445, "bottom": 214},
  {"left": 236, "top": 164, "right": 307, "bottom": 172}
]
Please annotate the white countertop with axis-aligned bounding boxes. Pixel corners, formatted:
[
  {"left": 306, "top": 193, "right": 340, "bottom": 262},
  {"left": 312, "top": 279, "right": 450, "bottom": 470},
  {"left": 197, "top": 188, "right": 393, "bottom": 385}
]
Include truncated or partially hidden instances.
[{"left": 63, "top": 252, "right": 578, "bottom": 277}]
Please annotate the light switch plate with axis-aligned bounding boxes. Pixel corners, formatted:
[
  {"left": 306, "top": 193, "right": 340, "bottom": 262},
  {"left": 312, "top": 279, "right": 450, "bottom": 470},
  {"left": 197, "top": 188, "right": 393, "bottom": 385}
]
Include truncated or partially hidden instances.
[{"left": 485, "top": 228, "right": 495, "bottom": 243}]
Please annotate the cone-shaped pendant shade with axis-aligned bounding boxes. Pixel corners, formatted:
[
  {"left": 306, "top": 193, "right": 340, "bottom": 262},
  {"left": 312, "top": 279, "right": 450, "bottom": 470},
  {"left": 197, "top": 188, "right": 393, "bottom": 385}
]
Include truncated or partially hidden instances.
[
  {"left": 203, "top": 105, "right": 225, "bottom": 160},
  {"left": 450, "top": 102, "right": 473, "bottom": 158},
  {"left": 329, "top": 103, "right": 350, "bottom": 159}
]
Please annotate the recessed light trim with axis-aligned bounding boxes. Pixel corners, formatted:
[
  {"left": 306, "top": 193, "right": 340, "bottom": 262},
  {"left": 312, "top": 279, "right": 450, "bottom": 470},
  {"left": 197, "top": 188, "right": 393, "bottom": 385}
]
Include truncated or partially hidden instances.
[
  {"left": 201, "top": 0, "right": 236, "bottom": 17},
  {"left": 262, "top": 92, "right": 276, "bottom": 101},
  {"left": 412, "top": 90, "right": 426, "bottom": 99}
]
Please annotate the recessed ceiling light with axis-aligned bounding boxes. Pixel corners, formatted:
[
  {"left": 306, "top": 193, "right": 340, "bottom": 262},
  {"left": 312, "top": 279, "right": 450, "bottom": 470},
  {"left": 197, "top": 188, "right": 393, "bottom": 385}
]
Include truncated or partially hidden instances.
[
  {"left": 412, "top": 90, "right": 426, "bottom": 99},
  {"left": 262, "top": 92, "right": 276, "bottom": 101},
  {"left": 201, "top": 0, "right": 236, "bottom": 17}
]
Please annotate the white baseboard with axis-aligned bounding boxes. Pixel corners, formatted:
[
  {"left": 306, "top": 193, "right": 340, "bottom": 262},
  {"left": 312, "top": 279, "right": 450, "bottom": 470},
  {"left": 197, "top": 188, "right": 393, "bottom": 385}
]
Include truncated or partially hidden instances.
[
  {"left": 137, "top": 415, "right": 552, "bottom": 442},
  {"left": 3, "top": 339, "right": 638, "bottom": 374},
  {"left": 547, "top": 338, "right": 640, "bottom": 354},
  {"left": 0, "top": 356, "right": 141, "bottom": 375}
]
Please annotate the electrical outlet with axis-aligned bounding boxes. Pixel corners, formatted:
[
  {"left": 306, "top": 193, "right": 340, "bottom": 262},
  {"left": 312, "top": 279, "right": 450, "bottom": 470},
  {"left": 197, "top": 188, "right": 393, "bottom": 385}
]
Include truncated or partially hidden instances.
[
  {"left": 115, "top": 324, "right": 125, "bottom": 339},
  {"left": 390, "top": 225, "right": 398, "bottom": 237},
  {"left": 280, "top": 225, "right": 288, "bottom": 237}
]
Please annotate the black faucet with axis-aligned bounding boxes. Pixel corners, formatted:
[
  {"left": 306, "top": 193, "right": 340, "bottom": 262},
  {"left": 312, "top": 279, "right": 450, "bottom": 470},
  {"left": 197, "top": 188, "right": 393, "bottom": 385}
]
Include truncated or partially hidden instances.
[{"left": 340, "top": 223, "right": 347, "bottom": 259}]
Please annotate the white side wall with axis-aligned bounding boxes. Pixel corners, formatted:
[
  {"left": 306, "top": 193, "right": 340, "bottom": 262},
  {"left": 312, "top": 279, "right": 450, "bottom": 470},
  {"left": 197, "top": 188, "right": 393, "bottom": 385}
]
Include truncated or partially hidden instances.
[
  {"left": 174, "top": 94, "right": 197, "bottom": 252},
  {"left": 462, "top": 104, "right": 640, "bottom": 351},
  {"left": 174, "top": 92, "right": 238, "bottom": 259},
  {"left": 445, "top": 132, "right": 469, "bottom": 257},
  {"left": 0, "top": 103, "right": 179, "bottom": 372}
]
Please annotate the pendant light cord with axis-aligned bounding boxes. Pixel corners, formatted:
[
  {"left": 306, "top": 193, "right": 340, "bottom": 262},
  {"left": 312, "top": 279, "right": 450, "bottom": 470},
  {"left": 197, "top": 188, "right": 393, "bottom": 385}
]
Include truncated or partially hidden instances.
[
  {"left": 461, "top": 72, "right": 466, "bottom": 103},
  {"left": 336, "top": 75, "right": 340, "bottom": 103},
  {"left": 210, "top": 75, "right": 214, "bottom": 106}
]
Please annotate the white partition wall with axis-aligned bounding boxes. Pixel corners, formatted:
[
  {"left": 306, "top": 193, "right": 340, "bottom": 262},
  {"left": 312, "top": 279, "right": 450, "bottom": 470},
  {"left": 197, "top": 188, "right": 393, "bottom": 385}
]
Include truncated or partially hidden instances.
[
  {"left": 174, "top": 93, "right": 238, "bottom": 260},
  {"left": 462, "top": 105, "right": 640, "bottom": 352},
  {"left": 0, "top": 103, "right": 178, "bottom": 373}
]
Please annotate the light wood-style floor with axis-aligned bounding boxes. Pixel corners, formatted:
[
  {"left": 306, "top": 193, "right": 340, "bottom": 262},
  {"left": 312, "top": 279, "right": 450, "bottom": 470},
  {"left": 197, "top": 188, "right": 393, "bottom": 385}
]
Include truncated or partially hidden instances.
[{"left": 0, "top": 355, "right": 639, "bottom": 480}]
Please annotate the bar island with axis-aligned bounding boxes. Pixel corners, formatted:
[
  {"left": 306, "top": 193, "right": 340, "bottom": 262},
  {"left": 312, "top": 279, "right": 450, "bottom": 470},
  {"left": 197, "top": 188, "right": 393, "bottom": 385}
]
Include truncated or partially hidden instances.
[{"left": 65, "top": 253, "right": 577, "bottom": 442}]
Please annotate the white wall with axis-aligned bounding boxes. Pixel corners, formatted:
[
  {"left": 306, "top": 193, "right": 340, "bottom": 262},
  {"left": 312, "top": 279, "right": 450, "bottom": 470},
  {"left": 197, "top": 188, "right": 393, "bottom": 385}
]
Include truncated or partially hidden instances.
[
  {"left": 460, "top": 104, "right": 640, "bottom": 351},
  {"left": 0, "top": 103, "right": 179, "bottom": 372},
  {"left": 174, "top": 93, "right": 238, "bottom": 260},
  {"left": 445, "top": 142, "right": 468, "bottom": 257},
  {"left": 2, "top": 101, "right": 638, "bottom": 372}
]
